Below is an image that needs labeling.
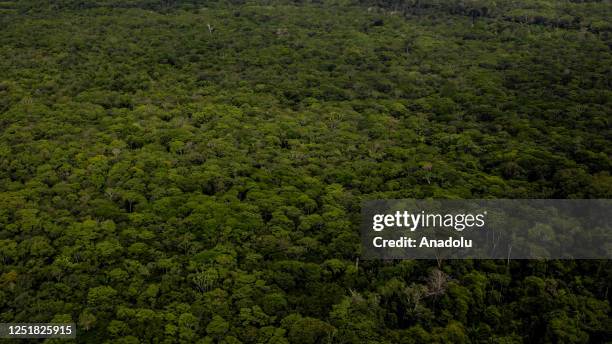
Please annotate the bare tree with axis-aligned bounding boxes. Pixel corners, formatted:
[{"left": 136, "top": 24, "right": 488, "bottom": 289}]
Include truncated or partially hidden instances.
[
  {"left": 426, "top": 268, "right": 448, "bottom": 297},
  {"left": 426, "top": 268, "right": 448, "bottom": 313}
]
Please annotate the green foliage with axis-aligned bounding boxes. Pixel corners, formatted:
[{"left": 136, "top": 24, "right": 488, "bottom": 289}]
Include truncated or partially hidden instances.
[{"left": 0, "top": 0, "right": 610, "bottom": 343}]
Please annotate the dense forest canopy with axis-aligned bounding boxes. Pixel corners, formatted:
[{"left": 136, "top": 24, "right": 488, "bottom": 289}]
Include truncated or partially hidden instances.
[{"left": 0, "top": 0, "right": 611, "bottom": 343}]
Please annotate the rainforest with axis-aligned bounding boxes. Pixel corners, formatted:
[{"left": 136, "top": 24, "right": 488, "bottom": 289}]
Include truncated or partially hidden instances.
[{"left": 0, "top": 0, "right": 611, "bottom": 343}]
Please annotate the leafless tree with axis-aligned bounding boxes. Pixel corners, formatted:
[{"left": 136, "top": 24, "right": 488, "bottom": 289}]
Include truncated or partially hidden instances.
[{"left": 426, "top": 268, "right": 448, "bottom": 297}]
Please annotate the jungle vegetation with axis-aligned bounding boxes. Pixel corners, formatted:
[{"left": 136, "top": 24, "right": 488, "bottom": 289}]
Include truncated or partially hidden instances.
[{"left": 0, "top": 0, "right": 611, "bottom": 343}]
